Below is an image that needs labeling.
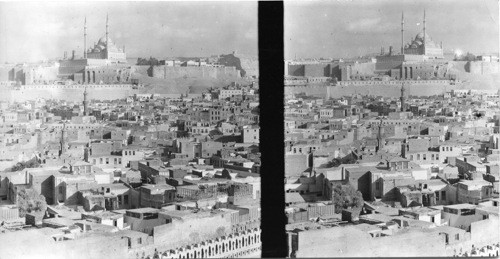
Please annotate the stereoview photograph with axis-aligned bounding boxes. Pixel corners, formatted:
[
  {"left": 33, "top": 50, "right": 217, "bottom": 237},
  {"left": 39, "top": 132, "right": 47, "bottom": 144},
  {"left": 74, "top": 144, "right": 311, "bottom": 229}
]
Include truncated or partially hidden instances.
[
  {"left": 0, "top": 1, "right": 260, "bottom": 258},
  {"left": 284, "top": 0, "right": 500, "bottom": 257}
]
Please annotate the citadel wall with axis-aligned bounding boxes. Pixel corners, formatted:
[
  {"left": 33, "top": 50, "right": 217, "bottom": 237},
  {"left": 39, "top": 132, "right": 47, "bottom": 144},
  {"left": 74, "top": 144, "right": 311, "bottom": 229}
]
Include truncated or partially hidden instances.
[
  {"left": 151, "top": 66, "right": 240, "bottom": 80},
  {"left": 0, "top": 85, "right": 138, "bottom": 102}
]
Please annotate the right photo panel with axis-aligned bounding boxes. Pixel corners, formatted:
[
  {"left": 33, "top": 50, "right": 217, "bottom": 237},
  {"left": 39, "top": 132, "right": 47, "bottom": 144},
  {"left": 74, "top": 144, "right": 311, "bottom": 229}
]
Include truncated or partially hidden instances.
[{"left": 284, "top": 0, "right": 500, "bottom": 257}]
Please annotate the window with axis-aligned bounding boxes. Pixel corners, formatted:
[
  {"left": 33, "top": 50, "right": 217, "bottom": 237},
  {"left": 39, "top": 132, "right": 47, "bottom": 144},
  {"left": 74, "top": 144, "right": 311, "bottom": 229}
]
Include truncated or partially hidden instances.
[
  {"left": 106, "top": 158, "right": 109, "bottom": 164},
  {"left": 435, "top": 191, "right": 440, "bottom": 201},
  {"left": 455, "top": 234, "right": 459, "bottom": 240},
  {"left": 441, "top": 191, "right": 446, "bottom": 200},
  {"left": 124, "top": 195, "right": 129, "bottom": 205}
]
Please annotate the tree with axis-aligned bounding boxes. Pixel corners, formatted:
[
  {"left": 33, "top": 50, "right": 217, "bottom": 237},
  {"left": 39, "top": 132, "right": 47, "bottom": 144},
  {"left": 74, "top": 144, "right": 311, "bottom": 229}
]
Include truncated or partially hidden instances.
[
  {"left": 9, "top": 157, "right": 40, "bottom": 172},
  {"left": 332, "top": 184, "right": 364, "bottom": 214},
  {"left": 17, "top": 188, "right": 47, "bottom": 217}
]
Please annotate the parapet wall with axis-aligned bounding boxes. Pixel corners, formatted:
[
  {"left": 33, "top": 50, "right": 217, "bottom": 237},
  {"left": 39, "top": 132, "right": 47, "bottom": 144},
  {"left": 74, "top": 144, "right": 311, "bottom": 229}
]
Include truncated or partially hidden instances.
[
  {"left": 154, "top": 228, "right": 261, "bottom": 259},
  {"left": 153, "top": 211, "right": 233, "bottom": 248}
]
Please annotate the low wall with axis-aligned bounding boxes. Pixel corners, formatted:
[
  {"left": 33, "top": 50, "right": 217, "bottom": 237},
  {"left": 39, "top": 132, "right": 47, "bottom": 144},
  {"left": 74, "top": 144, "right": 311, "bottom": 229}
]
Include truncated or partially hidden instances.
[
  {"left": 152, "top": 228, "right": 261, "bottom": 259},
  {"left": 0, "top": 86, "right": 139, "bottom": 102}
]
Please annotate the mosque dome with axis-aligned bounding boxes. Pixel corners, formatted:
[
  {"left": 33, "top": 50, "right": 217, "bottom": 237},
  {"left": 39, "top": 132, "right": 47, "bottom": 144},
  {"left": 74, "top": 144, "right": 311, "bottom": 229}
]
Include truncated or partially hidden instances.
[{"left": 414, "top": 32, "right": 432, "bottom": 43}]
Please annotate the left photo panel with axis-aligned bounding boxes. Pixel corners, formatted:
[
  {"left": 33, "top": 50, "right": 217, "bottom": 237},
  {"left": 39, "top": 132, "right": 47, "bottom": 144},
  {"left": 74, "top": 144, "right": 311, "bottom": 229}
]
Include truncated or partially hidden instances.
[{"left": 0, "top": 1, "right": 261, "bottom": 259}]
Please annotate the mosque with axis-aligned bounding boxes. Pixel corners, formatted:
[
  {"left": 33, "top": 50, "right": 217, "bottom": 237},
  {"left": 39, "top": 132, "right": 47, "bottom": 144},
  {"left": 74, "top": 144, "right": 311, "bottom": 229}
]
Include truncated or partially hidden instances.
[
  {"left": 288, "top": 11, "right": 451, "bottom": 82},
  {"left": 56, "top": 15, "right": 132, "bottom": 85},
  {"left": 343, "top": 10, "right": 448, "bottom": 81},
  {"left": 401, "top": 10, "right": 444, "bottom": 59},
  {"left": 84, "top": 15, "right": 127, "bottom": 62}
]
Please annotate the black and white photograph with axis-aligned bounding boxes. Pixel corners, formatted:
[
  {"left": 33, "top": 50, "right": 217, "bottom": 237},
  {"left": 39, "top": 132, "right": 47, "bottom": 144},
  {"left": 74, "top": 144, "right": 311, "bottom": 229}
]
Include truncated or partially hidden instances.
[
  {"left": 284, "top": 0, "right": 500, "bottom": 257},
  {"left": 1, "top": 0, "right": 500, "bottom": 258},
  {"left": 0, "top": 1, "right": 260, "bottom": 258}
]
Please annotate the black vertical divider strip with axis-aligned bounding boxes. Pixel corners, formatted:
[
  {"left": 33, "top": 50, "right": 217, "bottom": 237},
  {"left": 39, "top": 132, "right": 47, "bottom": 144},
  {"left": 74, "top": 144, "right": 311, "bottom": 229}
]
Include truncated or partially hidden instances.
[{"left": 258, "top": 1, "right": 287, "bottom": 258}]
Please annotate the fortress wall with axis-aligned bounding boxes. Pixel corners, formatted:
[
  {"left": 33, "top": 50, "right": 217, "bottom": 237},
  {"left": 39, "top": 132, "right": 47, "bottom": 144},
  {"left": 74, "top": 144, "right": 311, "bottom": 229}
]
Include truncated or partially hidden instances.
[
  {"left": 468, "top": 61, "right": 499, "bottom": 75},
  {"left": 25, "top": 67, "right": 61, "bottom": 84},
  {"left": 0, "top": 66, "right": 14, "bottom": 81},
  {"left": 352, "top": 62, "right": 376, "bottom": 75},
  {"left": 287, "top": 65, "right": 305, "bottom": 77},
  {"left": 131, "top": 65, "right": 151, "bottom": 77},
  {"left": 285, "top": 82, "right": 457, "bottom": 98},
  {"left": 304, "top": 64, "right": 330, "bottom": 77},
  {"left": 0, "top": 86, "right": 138, "bottom": 102},
  {"left": 239, "top": 58, "right": 259, "bottom": 78},
  {"left": 447, "top": 61, "right": 468, "bottom": 73},
  {"left": 152, "top": 66, "right": 240, "bottom": 80}
]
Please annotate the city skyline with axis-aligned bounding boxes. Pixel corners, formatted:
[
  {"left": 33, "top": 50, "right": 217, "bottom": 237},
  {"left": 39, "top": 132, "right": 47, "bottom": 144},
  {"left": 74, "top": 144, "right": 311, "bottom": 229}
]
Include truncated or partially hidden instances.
[
  {"left": 285, "top": 0, "right": 499, "bottom": 59},
  {"left": 0, "top": 1, "right": 258, "bottom": 63}
]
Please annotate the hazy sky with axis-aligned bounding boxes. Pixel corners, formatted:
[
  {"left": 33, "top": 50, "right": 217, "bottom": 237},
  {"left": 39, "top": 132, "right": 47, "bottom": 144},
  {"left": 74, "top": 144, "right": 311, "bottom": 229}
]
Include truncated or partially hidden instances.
[
  {"left": 285, "top": 0, "right": 499, "bottom": 59},
  {"left": 0, "top": 1, "right": 257, "bottom": 63}
]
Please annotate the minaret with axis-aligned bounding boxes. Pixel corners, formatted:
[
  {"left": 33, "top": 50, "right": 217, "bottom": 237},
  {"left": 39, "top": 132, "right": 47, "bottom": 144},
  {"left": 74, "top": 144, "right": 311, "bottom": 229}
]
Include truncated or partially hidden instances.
[
  {"left": 423, "top": 10, "right": 426, "bottom": 55},
  {"left": 400, "top": 82, "right": 406, "bottom": 112},
  {"left": 60, "top": 123, "right": 67, "bottom": 156},
  {"left": 106, "top": 13, "right": 109, "bottom": 59},
  {"left": 84, "top": 17, "right": 87, "bottom": 59},
  {"left": 83, "top": 86, "right": 89, "bottom": 116},
  {"left": 377, "top": 118, "right": 383, "bottom": 152},
  {"left": 401, "top": 12, "right": 405, "bottom": 55}
]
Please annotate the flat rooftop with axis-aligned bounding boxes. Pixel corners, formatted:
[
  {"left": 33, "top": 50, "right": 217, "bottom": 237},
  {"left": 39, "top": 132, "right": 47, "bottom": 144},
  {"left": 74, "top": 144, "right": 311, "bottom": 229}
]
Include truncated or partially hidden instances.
[{"left": 443, "top": 203, "right": 477, "bottom": 210}]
